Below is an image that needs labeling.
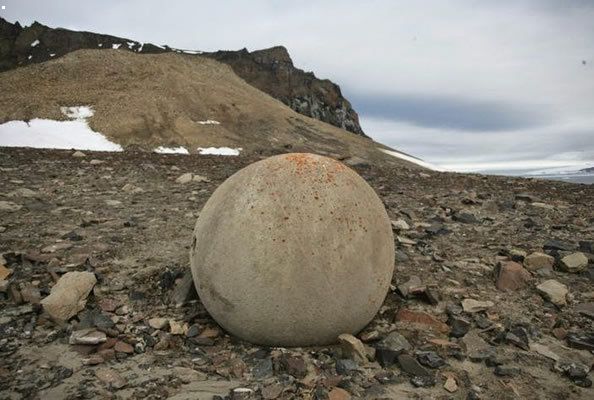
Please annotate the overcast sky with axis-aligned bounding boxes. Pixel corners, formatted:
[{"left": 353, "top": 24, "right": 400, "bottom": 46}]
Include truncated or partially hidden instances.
[{"left": 2, "top": 0, "right": 593, "bottom": 173}]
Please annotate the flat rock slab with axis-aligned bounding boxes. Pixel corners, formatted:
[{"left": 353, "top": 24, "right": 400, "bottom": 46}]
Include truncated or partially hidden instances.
[
  {"left": 560, "top": 252, "right": 588, "bottom": 273},
  {"left": 41, "top": 271, "right": 96, "bottom": 321},
  {"left": 462, "top": 299, "right": 494, "bottom": 313},
  {"left": 536, "top": 279, "right": 568, "bottom": 306}
]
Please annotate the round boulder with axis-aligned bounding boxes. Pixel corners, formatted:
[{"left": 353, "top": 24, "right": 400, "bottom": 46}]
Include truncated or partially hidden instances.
[{"left": 190, "top": 153, "right": 394, "bottom": 346}]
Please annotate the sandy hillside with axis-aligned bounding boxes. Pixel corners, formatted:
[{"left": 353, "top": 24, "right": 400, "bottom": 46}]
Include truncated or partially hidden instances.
[{"left": 0, "top": 49, "right": 406, "bottom": 166}]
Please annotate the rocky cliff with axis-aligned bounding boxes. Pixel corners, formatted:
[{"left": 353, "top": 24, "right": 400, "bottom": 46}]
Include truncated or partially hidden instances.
[{"left": 0, "top": 18, "right": 365, "bottom": 136}]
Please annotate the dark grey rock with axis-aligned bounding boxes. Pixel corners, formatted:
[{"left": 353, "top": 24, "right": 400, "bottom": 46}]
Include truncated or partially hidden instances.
[
  {"left": 378, "top": 331, "right": 412, "bottom": 352},
  {"left": 474, "top": 316, "right": 492, "bottom": 329},
  {"left": 494, "top": 366, "right": 520, "bottom": 377},
  {"left": 579, "top": 240, "right": 594, "bottom": 254},
  {"left": 515, "top": 193, "right": 539, "bottom": 203},
  {"left": 93, "top": 312, "right": 115, "bottom": 330},
  {"left": 556, "top": 362, "right": 592, "bottom": 387},
  {"left": 395, "top": 250, "right": 409, "bottom": 263},
  {"left": 505, "top": 331, "right": 529, "bottom": 351},
  {"left": 397, "top": 276, "right": 422, "bottom": 298},
  {"left": 397, "top": 354, "right": 431, "bottom": 377},
  {"left": 170, "top": 272, "right": 198, "bottom": 307},
  {"left": 410, "top": 375, "right": 436, "bottom": 387},
  {"left": 566, "top": 332, "right": 594, "bottom": 351},
  {"left": 543, "top": 239, "right": 575, "bottom": 252},
  {"left": 446, "top": 303, "right": 464, "bottom": 316},
  {"left": 424, "top": 287, "right": 441, "bottom": 305},
  {"left": 425, "top": 223, "right": 449, "bottom": 236},
  {"left": 251, "top": 358, "right": 273, "bottom": 379},
  {"left": 485, "top": 355, "right": 504, "bottom": 367},
  {"left": 448, "top": 316, "right": 471, "bottom": 338},
  {"left": 416, "top": 352, "right": 445, "bottom": 369},
  {"left": 376, "top": 348, "right": 399, "bottom": 367},
  {"left": 453, "top": 211, "right": 479, "bottom": 224},
  {"left": 336, "top": 359, "right": 358, "bottom": 375},
  {"left": 186, "top": 324, "right": 200, "bottom": 337}
]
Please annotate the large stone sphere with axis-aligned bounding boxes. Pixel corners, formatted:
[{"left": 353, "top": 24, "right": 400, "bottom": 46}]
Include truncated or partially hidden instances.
[{"left": 190, "top": 153, "right": 394, "bottom": 346}]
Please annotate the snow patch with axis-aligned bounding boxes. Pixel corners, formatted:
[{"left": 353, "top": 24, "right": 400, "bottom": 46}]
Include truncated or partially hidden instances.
[
  {"left": 154, "top": 44, "right": 165, "bottom": 49},
  {"left": 31, "top": 39, "right": 39, "bottom": 47},
  {"left": 50, "top": 53, "right": 56, "bottom": 57},
  {"left": 196, "top": 120, "right": 220, "bottom": 125},
  {"left": 197, "top": 147, "right": 241, "bottom": 156},
  {"left": 182, "top": 50, "right": 202, "bottom": 55},
  {"left": 127, "top": 42, "right": 135, "bottom": 49},
  {"left": 112, "top": 43, "right": 121, "bottom": 49},
  {"left": 98, "top": 43, "right": 103, "bottom": 47},
  {"left": 61, "top": 106, "right": 94, "bottom": 121},
  {"left": 27, "top": 55, "right": 32, "bottom": 60},
  {"left": 154, "top": 146, "right": 189, "bottom": 155},
  {"left": 0, "top": 119, "right": 122, "bottom": 152},
  {"left": 379, "top": 148, "right": 445, "bottom": 171},
  {"left": 138, "top": 43, "right": 144, "bottom": 52}
]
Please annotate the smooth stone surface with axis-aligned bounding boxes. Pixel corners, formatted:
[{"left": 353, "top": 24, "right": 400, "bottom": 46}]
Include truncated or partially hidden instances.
[{"left": 190, "top": 153, "right": 394, "bottom": 346}]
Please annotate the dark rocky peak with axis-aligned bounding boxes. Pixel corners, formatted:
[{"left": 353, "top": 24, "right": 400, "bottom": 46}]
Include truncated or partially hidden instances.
[{"left": 251, "top": 45, "right": 293, "bottom": 64}]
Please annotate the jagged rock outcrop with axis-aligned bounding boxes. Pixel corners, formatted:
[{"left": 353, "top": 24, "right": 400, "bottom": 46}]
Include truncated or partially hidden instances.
[
  {"left": 204, "top": 47, "right": 365, "bottom": 136},
  {"left": 0, "top": 18, "right": 365, "bottom": 136}
]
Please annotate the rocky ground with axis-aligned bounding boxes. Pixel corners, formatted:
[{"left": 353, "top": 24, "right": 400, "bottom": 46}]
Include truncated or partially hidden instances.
[{"left": 0, "top": 147, "right": 593, "bottom": 400}]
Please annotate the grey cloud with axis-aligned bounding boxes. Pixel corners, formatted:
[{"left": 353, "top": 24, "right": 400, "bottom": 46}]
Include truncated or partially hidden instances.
[
  {"left": 362, "top": 116, "right": 594, "bottom": 169},
  {"left": 351, "top": 93, "right": 547, "bottom": 132}
]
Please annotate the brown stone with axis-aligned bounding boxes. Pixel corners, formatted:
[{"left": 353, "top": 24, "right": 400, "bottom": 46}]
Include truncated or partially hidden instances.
[
  {"left": 281, "top": 355, "right": 307, "bottom": 378},
  {"left": 97, "top": 348, "right": 116, "bottom": 361},
  {"left": 328, "top": 387, "right": 351, "bottom": 400},
  {"left": 0, "top": 265, "right": 12, "bottom": 280},
  {"left": 443, "top": 376, "right": 458, "bottom": 393},
  {"left": 428, "top": 338, "right": 460, "bottom": 348},
  {"left": 199, "top": 327, "right": 221, "bottom": 339},
  {"left": 552, "top": 327, "right": 567, "bottom": 340},
  {"left": 25, "top": 251, "right": 54, "bottom": 263},
  {"left": 395, "top": 308, "right": 449, "bottom": 333},
  {"left": 98, "top": 298, "right": 119, "bottom": 312},
  {"left": 495, "top": 261, "right": 531, "bottom": 291},
  {"left": 97, "top": 337, "right": 117, "bottom": 351},
  {"left": 114, "top": 341, "right": 134, "bottom": 354}
]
